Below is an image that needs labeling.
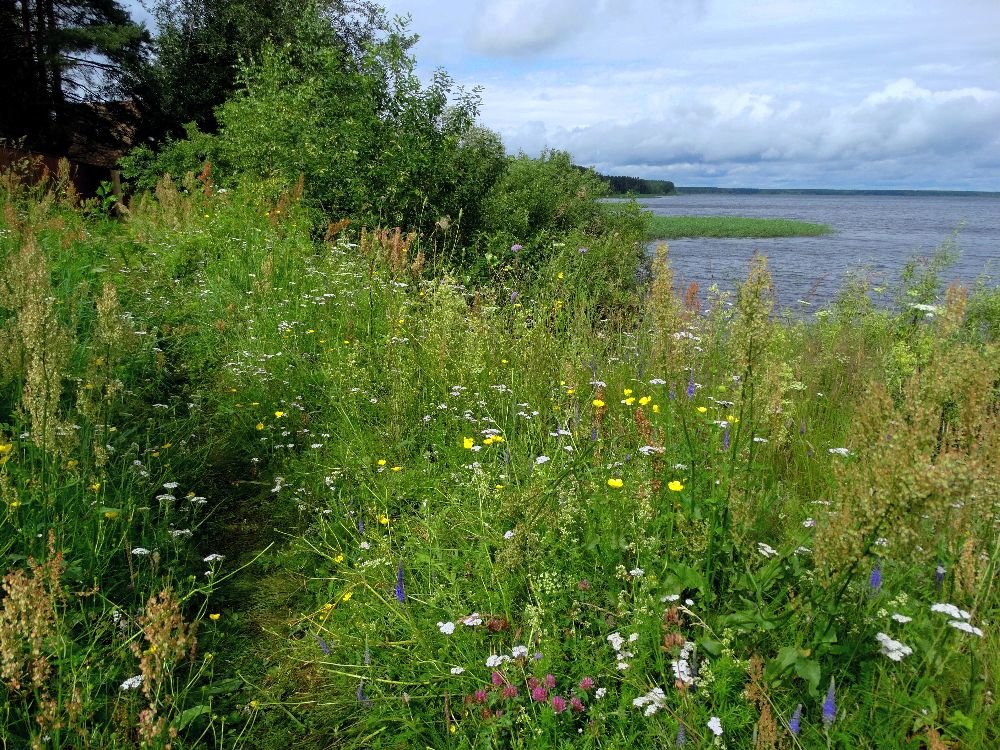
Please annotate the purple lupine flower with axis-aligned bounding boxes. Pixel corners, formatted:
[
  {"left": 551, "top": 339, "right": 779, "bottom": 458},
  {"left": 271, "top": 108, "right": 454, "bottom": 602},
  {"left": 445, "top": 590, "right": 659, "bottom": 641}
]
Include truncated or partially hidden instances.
[
  {"left": 591, "top": 426, "right": 598, "bottom": 441},
  {"left": 686, "top": 373, "right": 695, "bottom": 399},
  {"left": 935, "top": 564, "right": 946, "bottom": 589},
  {"left": 722, "top": 424, "right": 730, "bottom": 451},
  {"left": 356, "top": 679, "right": 370, "bottom": 705},
  {"left": 676, "top": 723, "right": 687, "bottom": 746},
  {"left": 669, "top": 385, "right": 676, "bottom": 401},
  {"left": 357, "top": 517, "right": 365, "bottom": 534},
  {"left": 395, "top": 561, "right": 406, "bottom": 603},
  {"left": 789, "top": 703, "right": 802, "bottom": 735},
  {"left": 822, "top": 679, "right": 836, "bottom": 727},
  {"left": 509, "top": 290, "right": 520, "bottom": 304},
  {"left": 316, "top": 636, "right": 331, "bottom": 655},
  {"left": 869, "top": 564, "right": 882, "bottom": 592},
  {"left": 550, "top": 695, "right": 567, "bottom": 713}
]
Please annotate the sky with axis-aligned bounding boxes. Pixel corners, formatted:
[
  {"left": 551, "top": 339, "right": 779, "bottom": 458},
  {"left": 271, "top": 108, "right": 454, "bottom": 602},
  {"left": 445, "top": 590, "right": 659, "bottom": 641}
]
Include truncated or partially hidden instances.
[{"left": 371, "top": 0, "right": 1000, "bottom": 190}]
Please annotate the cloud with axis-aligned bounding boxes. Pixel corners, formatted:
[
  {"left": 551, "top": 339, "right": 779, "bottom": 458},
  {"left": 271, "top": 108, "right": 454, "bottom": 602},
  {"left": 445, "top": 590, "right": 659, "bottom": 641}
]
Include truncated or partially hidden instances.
[
  {"left": 489, "top": 78, "right": 1000, "bottom": 189},
  {"left": 467, "top": 0, "right": 607, "bottom": 56}
]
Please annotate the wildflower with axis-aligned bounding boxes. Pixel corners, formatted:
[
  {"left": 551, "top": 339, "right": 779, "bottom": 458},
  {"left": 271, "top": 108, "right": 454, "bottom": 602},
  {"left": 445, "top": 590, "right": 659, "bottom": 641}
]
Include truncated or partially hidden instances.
[
  {"left": 629, "top": 567, "right": 644, "bottom": 577},
  {"left": 757, "top": 542, "right": 778, "bottom": 558},
  {"left": 639, "top": 395, "right": 651, "bottom": 406},
  {"left": 544, "top": 674, "right": 556, "bottom": 689},
  {"left": 131, "top": 547, "right": 151, "bottom": 556},
  {"left": 341, "top": 591, "right": 353, "bottom": 602},
  {"left": 931, "top": 603, "right": 971, "bottom": 620},
  {"left": 592, "top": 399, "right": 606, "bottom": 407},
  {"left": 120, "top": 674, "right": 144, "bottom": 691},
  {"left": 531, "top": 686, "right": 548, "bottom": 702},
  {"left": 595, "top": 687, "right": 607, "bottom": 700},
  {"left": 357, "top": 680, "right": 369, "bottom": 705},
  {"left": 511, "top": 244, "right": 523, "bottom": 253},
  {"left": 722, "top": 424, "right": 730, "bottom": 450},
  {"left": 377, "top": 459, "right": 386, "bottom": 467},
  {"left": 891, "top": 613, "right": 913, "bottom": 623},
  {"left": 208, "top": 613, "right": 221, "bottom": 621},
  {"left": 450, "top": 666, "right": 465, "bottom": 675},
  {"left": 391, "top": 466, "right": 402, "bottom": 472},
  {"left": 676, "top": 723, "right": 687, "bottom": 746},
  {"left": 607, "top": 478, "right": 623, "bottom": 489},
  {"left": 551, "top": 695, "right": 567, "bottom": 713},
  {"left": 579, "top": 247, "right": 589, "bottom": 253},
  {"left": 876, "top": 632, "right": 913, "bottom": 660},
  {"left": 462, "top": 613, "right": 483, "bottom": 627},
  {"left": 256, "top": 422, "right": 265, "bottom": 430},
  {"left": 578, "top": 578, "right": 591, "bottom": 590},
  {"left": 438, "top": 621, "right": 456, "bottom": 635},
  {"left": 570, "top": 696, "right": 584, "bottom": 712},
  {"left": 789, "top": 703, "right": 802, "bottom": 735},
  {"left": 204, "top": 553, "right": 225, "bottom": 563},
  {"left": 667, "top": 480, "right": 684, "bottom": 492},
  {"left": 535, "top": 455, "right": 550, "bottom": 465},
  {"left": 486, "top": 654, "right": 510, "bottom": 668},
  {"left": 696, "top": 406, "right": 707, "bottom": 414},
  {"left": 686, "top": 374, "right": 695, "bottom": 398},
  {"left": 502, "top": 684, "right": 519, "bottom": 699},
  {"left": 707, "top": 716, "right": 723, "bottom": 736},
  {"left": 948, "top": 621, "right": 984, "bottom": 637},
  {"left": 503, "top": 530, "right": 514, "bottom": 540},
  {"left": 463, "top": 437, "right": 475, "bottom": 449},
  {"left": 869, "top": 564, "right": 882, "bottom": 591},
  {"left": 275, "top": 411, "right": 285, "bottom": 418},
  {"left": 491, "top": 671, "right": 505, "bottom": 687},
  {"left": 316, "top": 637, "right": 331, "bottom": 655},
  {"left": 395, "top": 562, "right": 406, "bottom": 603},
  {"left": 828, "top": 447, "right": 851, "bottom": 456},
  {"left": 579, "top": 676, "right": 594, "bottom": 692},
  {"left": 935, "top": 564, "right": 946, "bottom": 588},
  {"left": 822, "top": 679, "right": 836, "bottom": 727}
]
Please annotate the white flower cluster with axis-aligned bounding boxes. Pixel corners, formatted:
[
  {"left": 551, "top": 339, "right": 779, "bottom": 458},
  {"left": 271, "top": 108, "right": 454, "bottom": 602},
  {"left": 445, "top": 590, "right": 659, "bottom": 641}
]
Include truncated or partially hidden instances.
[
  {"left": 437, "top": 621, "right": 455, "bottom": 635},
  {"left": 672, "top": 641, "right": 698, "bottom": 687},
  {"left": 461, "top": 612, "right": 483, "bottom": 627},
  {"left": 931, "top": 603, "right": 984, "bottom": 637},
  {"left": 828, "top": 447, "right": 852, "bottom": 457},
  {"left": 633, "top": 686, "right": 667, "bottom": 716},
  {"left": 876, "top": 632, "right": 913, "bottom": 661},
  {"left": 607, "top": 631, "right": 636, "bottom": 671},
  {"left": 757, "top": 542, "right": 778, "bottom": 558},
  {"left": 120, "top": 674, "right": 144, "bottom": 691}
]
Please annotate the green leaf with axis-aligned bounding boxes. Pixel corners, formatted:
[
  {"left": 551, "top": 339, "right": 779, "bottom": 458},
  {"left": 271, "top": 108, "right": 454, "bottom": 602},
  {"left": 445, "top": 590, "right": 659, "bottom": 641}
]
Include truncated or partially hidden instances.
[
  {"left": 177, "top": 704, "right": 211, "bottom": 730},
  {"left": 793, "top": 658, "right": 822, "bottom": 694}
]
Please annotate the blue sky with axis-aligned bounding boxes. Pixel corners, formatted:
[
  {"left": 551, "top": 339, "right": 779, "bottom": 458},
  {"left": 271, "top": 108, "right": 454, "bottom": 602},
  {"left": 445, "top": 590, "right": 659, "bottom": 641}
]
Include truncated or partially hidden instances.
[
  {"left": 374, "top": 0, "right": 1000, "bottom": 189},
  {"left": 128, "top": 1, "right": 1000, "bottom": 190}
]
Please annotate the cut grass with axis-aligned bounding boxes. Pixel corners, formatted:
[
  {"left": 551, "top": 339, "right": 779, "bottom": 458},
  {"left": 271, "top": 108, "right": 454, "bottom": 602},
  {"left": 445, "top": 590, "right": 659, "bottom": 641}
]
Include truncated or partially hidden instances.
[{"left": 647, "top": 214, "right": 832, "bottom": 239}]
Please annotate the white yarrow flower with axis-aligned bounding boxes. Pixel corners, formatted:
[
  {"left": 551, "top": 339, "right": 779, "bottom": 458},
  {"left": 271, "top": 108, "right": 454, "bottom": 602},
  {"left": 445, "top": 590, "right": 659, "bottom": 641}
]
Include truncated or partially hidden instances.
[
  {"left": 462, "top": 612, "right": 483, "bottom": 627},
  {"left": 707, "top": 716, "right": 723, "bottom": 736},
  {"left": 757, "top": 542, "right": 778, "bottom": 558},
  {"left": 891, "top": 613, "right": 913, "bottom": 624},
  {"left": 876, "top": 632, "right": 913, "bottom": 661},
  {"left": 450, "top": 666, "right": 465, "bottom": 675},
  {"left": 437, "top": 621, "right": 456, "bottom": 635},
  {"left": 948, "top": 620, "right": 984, "bottom": 637},
  {"left": 931, "top": 603, "right": 971, "bottom": 620},
  {"left": 120, "top": 674, "right": 144, "bottom": 691}
]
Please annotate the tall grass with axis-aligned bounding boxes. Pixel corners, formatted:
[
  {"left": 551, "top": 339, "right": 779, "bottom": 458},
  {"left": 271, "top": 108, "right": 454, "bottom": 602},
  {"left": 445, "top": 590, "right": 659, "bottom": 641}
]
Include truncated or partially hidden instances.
[{"left": 0, "top": 175, "right": 996, "bottom": 749}]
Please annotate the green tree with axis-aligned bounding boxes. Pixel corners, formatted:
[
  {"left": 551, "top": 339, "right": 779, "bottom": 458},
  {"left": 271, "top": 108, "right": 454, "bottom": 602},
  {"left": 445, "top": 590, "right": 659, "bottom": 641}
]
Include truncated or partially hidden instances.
[
  {"left": 0, "top": 0, "right": 148, "bottom": 151},
  {"left": 137, "top": 0, "right": 387, "bottom": 140}
]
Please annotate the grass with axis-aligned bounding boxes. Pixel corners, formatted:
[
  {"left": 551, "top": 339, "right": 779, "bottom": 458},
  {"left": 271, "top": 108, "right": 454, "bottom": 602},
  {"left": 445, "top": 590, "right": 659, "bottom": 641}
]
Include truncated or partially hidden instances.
[
  {"left": 0, "top": 175, "right": 997, "bottom": 750},
  {"left": 647, "top": 214, "right": 832, "bottom": 239}
]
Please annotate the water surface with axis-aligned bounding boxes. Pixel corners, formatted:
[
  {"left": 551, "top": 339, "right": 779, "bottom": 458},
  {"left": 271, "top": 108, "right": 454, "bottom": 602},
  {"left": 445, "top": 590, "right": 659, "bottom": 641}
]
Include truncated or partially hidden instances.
[{"left": 638, "top": 194, "right": 999, "bottom": 310}]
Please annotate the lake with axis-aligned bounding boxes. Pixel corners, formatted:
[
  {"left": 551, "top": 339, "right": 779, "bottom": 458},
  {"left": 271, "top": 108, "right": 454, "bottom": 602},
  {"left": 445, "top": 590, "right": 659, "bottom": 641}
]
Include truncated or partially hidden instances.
[{"left": 637, "top": 193, "right": 1000, "bottom": 311}]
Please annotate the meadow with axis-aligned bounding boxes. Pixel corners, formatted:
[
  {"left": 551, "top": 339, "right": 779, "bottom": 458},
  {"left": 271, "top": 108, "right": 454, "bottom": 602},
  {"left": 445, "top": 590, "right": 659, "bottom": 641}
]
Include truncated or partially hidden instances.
[
  {"left": 646, "top": 215, "right": 832, "bottom": 240},
  {"left": 0, "top": 165, "right": 997, "bottom": 750}
]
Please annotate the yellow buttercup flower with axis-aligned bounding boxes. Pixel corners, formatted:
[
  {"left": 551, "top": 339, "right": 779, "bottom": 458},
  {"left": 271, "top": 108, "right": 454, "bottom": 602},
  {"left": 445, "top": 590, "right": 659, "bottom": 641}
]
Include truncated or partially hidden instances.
[
  {"left": 391, "top": 466, "right": 402, "bottom": 472},
  {"left": 623, "top": 388, "right": 633, "bottom": 396},
  {"left": 639, "top": 396, "right": 651, "bottom": 406},
  {"left": 463, "top": 437, "right": 475, "bottom": 449},
  {"left": 209, "top": 613, "right": 221, "bottom": 621},
  {"left": 668, "top": 480, "right": 685, "bottom": 492},
  {"left": 592, "top": 399, "right": 605, "bottom": 408},
  {"left": 274, "top": 411, "right": 285, "bottom": 418},
  {"left": 341, "top": 591, "right": 353, "bottom": 602},
  {"left": 256, "top": 422, "right": 265, "bottom": 430},
  {"left": 623, "top": 397, "right": 635, "bottom": 406},
  {"left": 607, "top": 478, "right": 623, "bottom": 489},
  {"left": 334, "top": 554, "right": 344, "bottom": 564},
  {"left": 377, "top": 459, "right": 387, "bottom": 466},
  {"left": 652, "top": 404, "right": 660, "bottom": 413},
  {"left": 696, "top": 406, "right": 708, "bottom": 414},
  {"left": 379, "top": 514, "right": 390, "bottom": 525}
]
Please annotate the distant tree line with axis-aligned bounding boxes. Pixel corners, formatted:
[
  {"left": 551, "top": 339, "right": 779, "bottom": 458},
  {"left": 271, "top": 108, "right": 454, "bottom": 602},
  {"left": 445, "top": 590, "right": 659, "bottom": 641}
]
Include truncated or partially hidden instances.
[{"left": 599, "top": 173, "right": 675, "bottom": 195}]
